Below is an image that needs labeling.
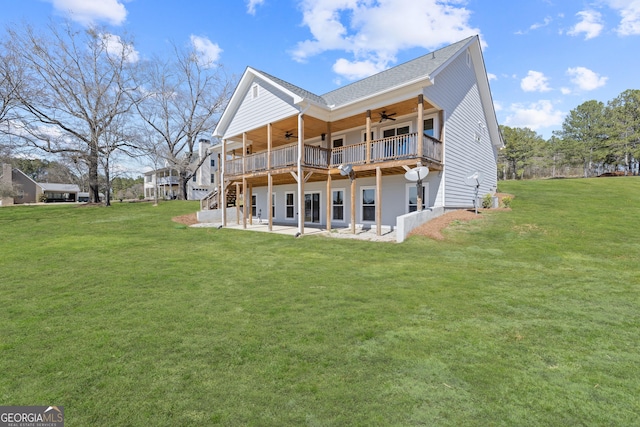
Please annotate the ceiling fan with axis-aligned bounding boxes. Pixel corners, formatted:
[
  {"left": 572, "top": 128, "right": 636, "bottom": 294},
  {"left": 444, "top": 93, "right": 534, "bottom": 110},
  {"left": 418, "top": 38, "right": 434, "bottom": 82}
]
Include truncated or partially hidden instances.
[
  {"left": 284, "top": 131, "right": 296, "bottom": 140},
  {"left": 379, "top": 111, "right": 397, "bottom": 122}
]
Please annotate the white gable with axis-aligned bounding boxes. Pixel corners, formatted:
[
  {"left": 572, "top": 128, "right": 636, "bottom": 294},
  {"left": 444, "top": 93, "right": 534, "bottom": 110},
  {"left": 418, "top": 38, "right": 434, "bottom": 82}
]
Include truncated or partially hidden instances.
[{"left": 224, "top": 77, "right": 300, "bottom": 139}]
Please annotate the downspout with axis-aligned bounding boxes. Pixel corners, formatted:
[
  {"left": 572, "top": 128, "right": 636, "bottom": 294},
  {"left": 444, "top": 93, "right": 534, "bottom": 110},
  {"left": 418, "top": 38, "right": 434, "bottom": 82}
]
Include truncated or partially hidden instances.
[{"left": 297, "top": 102, "right": 311, "bottom": 235}]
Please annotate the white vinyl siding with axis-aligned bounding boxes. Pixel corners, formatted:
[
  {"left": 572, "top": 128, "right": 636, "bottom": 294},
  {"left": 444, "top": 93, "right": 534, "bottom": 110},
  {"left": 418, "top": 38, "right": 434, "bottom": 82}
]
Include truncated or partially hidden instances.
[
  {"left": 226, "top": 78, "right": 299, "bottom": 138},
  {"left": 424, "top": 51, "right": 497, "bottom": 208}
]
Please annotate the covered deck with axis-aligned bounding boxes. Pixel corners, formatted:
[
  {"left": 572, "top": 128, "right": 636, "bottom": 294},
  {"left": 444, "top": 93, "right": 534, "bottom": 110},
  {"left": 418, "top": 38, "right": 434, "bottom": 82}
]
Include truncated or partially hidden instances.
[{"left": 212, "top": 95, "right": 444, "bottom": 236}]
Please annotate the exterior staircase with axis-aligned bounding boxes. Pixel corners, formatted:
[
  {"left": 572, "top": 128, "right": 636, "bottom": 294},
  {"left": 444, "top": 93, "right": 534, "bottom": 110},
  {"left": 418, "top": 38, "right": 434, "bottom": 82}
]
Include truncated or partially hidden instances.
[{"left": 199, "top": 186, "right": 237, "bottom": 210}]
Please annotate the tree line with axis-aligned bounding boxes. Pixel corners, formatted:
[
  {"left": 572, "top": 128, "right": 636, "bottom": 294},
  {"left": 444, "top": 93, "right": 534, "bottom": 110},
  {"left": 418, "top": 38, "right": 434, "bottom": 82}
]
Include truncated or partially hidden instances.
[
  {"left": 499, "top": 89, "right": 640, "bottom": 180},
  {"left": 0, "top": 19, "right": 234, "bottom": 205}
]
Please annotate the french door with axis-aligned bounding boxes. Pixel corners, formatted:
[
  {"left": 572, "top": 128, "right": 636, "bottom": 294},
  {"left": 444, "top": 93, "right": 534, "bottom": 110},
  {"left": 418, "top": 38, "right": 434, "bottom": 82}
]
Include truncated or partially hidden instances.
[{"left": 304, "top": 192, "right": 320, "bottom": 223}]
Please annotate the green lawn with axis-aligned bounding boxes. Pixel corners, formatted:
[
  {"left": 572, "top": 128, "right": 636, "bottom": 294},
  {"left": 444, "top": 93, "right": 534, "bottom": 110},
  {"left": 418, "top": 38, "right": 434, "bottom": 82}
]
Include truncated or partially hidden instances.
[{"left": 1, "top": 177, "right": 639, "bottom": 426}]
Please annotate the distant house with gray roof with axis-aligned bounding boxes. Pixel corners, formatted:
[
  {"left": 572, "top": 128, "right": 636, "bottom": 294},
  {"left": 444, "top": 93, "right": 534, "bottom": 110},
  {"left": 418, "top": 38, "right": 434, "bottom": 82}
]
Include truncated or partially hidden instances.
[
  {"left": 0, "top": 164, "right": 81, "bottom": 205},
  {"left": 201, "top": 35, "right": 503, "bottom": 241}
]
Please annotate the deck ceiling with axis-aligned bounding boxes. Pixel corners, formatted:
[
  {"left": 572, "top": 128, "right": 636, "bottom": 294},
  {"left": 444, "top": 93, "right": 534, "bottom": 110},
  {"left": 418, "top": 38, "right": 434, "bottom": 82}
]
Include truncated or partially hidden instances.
[{"left": 236, "top": 98, "right": 435, "bottom": 153}]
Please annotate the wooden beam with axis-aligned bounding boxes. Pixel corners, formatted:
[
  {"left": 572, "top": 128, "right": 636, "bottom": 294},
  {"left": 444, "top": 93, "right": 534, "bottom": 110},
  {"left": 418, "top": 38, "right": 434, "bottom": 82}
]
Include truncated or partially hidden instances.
[
  {"left": 304, "top": 171, "right": 313, "bottom": 183},
  {"left": 376, "top": 166, "right": 382, "bottom": 236}
]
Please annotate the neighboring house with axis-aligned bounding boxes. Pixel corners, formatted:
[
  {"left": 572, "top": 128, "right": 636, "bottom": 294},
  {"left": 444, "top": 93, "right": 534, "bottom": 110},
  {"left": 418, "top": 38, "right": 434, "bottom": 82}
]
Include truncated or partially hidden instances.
[
  {"left": 143, "top": 139, "right": 218, "bottom": 201},
  {"left": 202, "top": 35, "right": 503, "bottom": 240},
  {"left": 0, "top": 163, "right": 81, "bottom": 205}
]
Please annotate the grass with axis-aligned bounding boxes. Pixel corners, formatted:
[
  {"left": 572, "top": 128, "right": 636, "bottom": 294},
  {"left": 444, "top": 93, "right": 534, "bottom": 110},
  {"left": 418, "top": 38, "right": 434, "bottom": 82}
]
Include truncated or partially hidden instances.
[{"left": 1, "top": 177, "right": 639, "bottom": 426}]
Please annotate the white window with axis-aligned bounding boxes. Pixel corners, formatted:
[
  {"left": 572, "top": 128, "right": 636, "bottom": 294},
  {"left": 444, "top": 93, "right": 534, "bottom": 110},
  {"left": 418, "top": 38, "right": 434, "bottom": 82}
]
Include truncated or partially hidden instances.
[
  {"left": 332, "top": 189, "right": 345, "bottom": 222},
  {"left": 381, "top": 122, "right": 411, "bottom": 138},
  {"left": 423, "top": 118, "right": 434, "bottom": 138},
  {"left": 285, "top": 192, "right": 295, "bottom": 219},
  {"left": 361, "top": 187, "right": 376, "bottom": 222},
  {"left": 251, "top": 194, "right": 257, "bottom": 217},
  {"left": 407, "top": 183, "right": 429, "bottom": 213}
]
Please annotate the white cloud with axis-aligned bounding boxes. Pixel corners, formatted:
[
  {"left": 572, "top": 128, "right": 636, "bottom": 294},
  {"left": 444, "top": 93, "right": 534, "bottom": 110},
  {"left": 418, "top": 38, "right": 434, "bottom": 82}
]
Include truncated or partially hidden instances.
[
  {"left": 605, "top": 0, "right": 640, "bottom": 35},
  {"left": 504, "top": 100, "right": 564, "bottom": 131},
  {"left": 247, "top": 0, "right": 265, "bottom": 15},
  {"left": 566, "top": 66, "right": 608, "bottom": 91},
  {"left": 190, "top": 35, "right": 223, "bottom": 66},
  {"left": 47, "top": 0, "right": 127, "bottom": 26},
  {"left": 517, "top": 16, "right": 552, "bottom": 34},
  {"left": 521, "top": 71, "right": 552, "bottom": 92},
  {"left": 292, "top": 0, "right": 482, "bottom": 81},
  {"left": 487, "top": 73, "right": 497, "bottom": 81},
  {"left": 567, "top": 10, "right": 604, "bottom": 39},
  {"left": 530, "top": 17, "right": 553, "bottom": 31},
  {"left": 332, "top": 58, "right": 387, "bottom": 81},
  {"left": 101, "top": 33, "right": 139, "bottom": 63}
]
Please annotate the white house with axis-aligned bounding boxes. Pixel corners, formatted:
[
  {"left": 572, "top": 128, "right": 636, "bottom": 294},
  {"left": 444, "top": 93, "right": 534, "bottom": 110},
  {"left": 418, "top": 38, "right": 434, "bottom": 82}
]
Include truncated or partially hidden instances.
[
  {"left": 144, "top": 139, "right": 219, "bottom": 200},
  {"left": 200, "top": 35, "right": 503, "bottom": 240}
]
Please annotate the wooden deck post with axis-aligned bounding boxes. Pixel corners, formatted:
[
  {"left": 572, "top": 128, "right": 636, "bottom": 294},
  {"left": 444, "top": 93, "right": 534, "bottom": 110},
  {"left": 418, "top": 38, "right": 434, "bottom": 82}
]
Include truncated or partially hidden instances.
[
  {"left": 248, "top": 183, "right": 253, "bottom": 225},
  {"left": 217, "top": 153, "right": 222, "bottom": 209},
  {"left": 326, "top": 174, "right": 332, "bottom": 231},
  {"left": 366, "top": 110, "right": 372, "bottom": 164},
  {"left": 417, "top": 94, "right": 424, "bottom": 158},
  {"left": 221, "top": 139, "right": 227, "bottom": 226},
  {"left": 376, "top": 166, "right": 382, "bottom": 236},
  {"left": 235, "top": 182, "right": 240, "bottom": 225},
  {"left": 242, "top": 178, "right": 247, "bottom": 229}
]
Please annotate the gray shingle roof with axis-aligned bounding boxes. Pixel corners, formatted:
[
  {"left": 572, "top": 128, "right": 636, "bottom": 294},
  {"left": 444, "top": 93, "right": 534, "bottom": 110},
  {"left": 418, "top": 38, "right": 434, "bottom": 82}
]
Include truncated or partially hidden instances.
[
  {"left": 256, "top": 35, "right": 475, "bottom": 110},
  {"left": 322, "top": 36, "right": 475, "bottom": 107},
  {"left": 38, "top": 183, "right": 80, "bottom": 192}
]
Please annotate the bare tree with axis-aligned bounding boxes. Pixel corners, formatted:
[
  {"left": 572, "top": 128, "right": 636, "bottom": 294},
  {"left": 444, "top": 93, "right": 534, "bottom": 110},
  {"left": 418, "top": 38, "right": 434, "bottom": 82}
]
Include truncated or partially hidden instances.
[
  {"left": 134, "top": 43, "right": 233, "bottom": 200},
  {"left": 2, "top": 20, "right": 140, "bottom": 203}
]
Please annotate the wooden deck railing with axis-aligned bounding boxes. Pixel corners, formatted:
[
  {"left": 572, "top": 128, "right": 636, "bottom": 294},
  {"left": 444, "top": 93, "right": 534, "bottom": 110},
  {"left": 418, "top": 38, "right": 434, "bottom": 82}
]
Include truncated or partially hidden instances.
[{"left": 224, "top": 133, "right": 442, "bottom": 176}]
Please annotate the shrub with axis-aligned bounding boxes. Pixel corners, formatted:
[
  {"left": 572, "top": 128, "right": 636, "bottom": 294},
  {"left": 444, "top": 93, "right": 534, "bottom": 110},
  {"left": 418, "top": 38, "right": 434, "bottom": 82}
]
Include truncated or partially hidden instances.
[
  {"left": 502, "top": 196, "right": 512, "bottom": 208},
  {"left": 482, "top": 193, "right": 493, "bottom": 209}
]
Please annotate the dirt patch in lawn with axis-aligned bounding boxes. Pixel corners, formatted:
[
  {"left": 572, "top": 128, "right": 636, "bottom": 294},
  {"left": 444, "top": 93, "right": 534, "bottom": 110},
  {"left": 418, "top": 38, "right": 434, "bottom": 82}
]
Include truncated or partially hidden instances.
[
  {"left": 172, "top": 212, "right": 198, "bottom": 226},
  {"left": 408, "top": 209, "right": 483, "bottom": 240},
  {"left": 409, "top": 193, "right": 513, "bottom": 240}
]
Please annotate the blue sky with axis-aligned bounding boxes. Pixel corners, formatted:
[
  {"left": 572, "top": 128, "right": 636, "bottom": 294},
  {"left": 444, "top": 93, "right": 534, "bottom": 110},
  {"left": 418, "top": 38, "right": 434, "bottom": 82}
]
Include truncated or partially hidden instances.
[{"left": 2, "top": 0, "right": 639, "bottom": 139}]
